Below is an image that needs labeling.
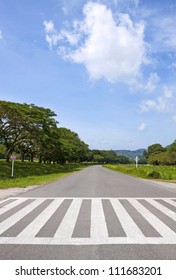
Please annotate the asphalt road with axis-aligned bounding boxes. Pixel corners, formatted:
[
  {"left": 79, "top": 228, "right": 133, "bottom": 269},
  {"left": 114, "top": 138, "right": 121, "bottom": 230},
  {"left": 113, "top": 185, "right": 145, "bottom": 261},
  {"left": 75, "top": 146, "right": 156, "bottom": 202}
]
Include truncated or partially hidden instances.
[{"left": 0, "top": 165, "right": 176, "bottom": 259}]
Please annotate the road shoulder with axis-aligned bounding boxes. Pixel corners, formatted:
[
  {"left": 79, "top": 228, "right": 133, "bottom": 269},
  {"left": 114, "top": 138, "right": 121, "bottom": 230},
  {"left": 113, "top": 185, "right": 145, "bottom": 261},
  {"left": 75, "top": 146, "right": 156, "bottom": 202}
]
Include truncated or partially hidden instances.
[{"left": 0, "top": 185, "right": 42, "bottom": 201}]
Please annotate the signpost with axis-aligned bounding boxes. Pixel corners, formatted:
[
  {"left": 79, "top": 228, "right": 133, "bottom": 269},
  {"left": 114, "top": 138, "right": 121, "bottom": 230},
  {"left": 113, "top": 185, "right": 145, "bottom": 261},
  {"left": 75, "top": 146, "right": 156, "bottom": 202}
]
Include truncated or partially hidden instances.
[
  {"left": 135, "top": 156, "right": 139, "bottom": 168},
  {"left": 10, "top": 155, "right": 16, "bottom": 177}
]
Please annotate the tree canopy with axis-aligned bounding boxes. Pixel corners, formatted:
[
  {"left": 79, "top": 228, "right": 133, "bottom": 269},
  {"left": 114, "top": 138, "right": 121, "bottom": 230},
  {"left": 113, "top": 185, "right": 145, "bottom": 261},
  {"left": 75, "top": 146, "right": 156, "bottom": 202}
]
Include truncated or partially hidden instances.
[
  {"left": 0, "top": 100, "right": 89, "bottom": 163},
  {"left": 91, "top": 150, "right": 131, "bottom": 164},
  {"left": 144, "top": 141, "right": 176, "bottom": 165}
]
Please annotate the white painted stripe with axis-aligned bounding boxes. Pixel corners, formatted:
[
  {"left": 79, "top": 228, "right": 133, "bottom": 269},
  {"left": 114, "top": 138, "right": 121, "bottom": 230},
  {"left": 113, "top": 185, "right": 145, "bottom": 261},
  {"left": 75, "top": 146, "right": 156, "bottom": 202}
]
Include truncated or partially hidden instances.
[
  {"left": 0, "top": 199, "right": 45, "bottom": 235},
  {"left": 0, "top": 197, "right": 176, "bottom": 245},
  {"left": 0, "top": 236, "right": 176, "bottom": 245},
  {"left": 145, "top": 199, "right": 176, "bottom": 221},
  {"left": 54, "top": 198, "right": 82, "bottom": 239},
  {"left": 164, "top": 199, "right": 176, "bottom": 207},
  {"left": 91, "top": 199, "right": 109, "bottom": 241},
  {"left": 110, "top": 199, "right": 144, "bottom": 238},
  {"left": 12, "top": 197, "right": 176, "bottom": 200},
  {"left": 0, "top": 198, "right": 28, "bottom": 215},
  {"left": 17, "top": 199, "right": 64, "bottom": 238},
  {"left": 130, "top": 199, "right": 176, "bottom": 238}
]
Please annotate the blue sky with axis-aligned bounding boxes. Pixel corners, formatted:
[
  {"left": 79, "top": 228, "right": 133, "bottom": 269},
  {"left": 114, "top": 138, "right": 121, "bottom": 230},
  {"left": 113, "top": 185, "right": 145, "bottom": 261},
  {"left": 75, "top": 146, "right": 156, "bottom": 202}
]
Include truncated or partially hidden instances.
[{"left": 0, "top": 0, "right": 176, "bottom": 150}]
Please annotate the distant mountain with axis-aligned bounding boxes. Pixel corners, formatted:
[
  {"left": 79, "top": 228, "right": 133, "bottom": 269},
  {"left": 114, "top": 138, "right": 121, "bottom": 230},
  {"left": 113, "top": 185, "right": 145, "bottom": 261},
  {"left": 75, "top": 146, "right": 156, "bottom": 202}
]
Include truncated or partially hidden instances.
[{"left": 114, "top": 149, "right": 146, "bottom": 159}]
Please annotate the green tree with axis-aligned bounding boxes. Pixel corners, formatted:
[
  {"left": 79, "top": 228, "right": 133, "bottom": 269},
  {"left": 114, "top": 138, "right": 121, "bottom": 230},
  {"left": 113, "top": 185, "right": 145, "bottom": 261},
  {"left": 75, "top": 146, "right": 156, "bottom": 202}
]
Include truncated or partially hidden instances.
[
  {"left": 144, "top": 143, "right": 166, "bottom": 160},
  {"left": 167, "top": 140, "right": 176, "bottom": 164},
  {"left": 0, "top": 101, "right": 57, "bottom": 161},
  {"left": 91, "top": 149, "right": 131, "bottom": 164},
  {"left": 57, "top": 128, "right": 89, "bottom": 164},
  {"left": 146, "top": 141, "right": 176, "bottom": 165},
  {"left": 0, "top": 144, "right": 6, "bottom": 159}
]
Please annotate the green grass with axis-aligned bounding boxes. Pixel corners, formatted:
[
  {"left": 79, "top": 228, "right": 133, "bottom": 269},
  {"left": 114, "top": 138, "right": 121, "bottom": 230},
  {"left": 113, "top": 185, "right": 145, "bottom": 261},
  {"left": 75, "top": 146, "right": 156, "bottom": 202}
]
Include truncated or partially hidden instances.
[
  {"left": 0, "top": 160, "right": 90, "bottom": 189},
  {"left": 103, "top": 164, "right": 176, "bottom": 182}
]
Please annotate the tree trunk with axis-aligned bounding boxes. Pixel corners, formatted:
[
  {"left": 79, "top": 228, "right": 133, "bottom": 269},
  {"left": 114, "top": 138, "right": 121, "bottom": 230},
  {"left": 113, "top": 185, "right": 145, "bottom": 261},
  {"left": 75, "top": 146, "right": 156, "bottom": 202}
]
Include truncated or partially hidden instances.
[
  {"left": 38, "top": 155, "right": 42, "bottom": 163},
  {"left": 30, "top": 153, "right": 34, "bottom": 162},
  {"left": 6, "top": 148, "right": 13, "bottom": 162},
  {"left": 21, "top": 151, "right": 25, "bottom": 162}
]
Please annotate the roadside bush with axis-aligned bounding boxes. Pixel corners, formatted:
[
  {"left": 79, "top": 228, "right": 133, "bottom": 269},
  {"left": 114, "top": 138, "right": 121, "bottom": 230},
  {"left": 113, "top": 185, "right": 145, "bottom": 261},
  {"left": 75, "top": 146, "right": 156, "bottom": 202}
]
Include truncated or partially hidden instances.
[{"left": 147, "top": 170, "right": 161, "bottom": 179}]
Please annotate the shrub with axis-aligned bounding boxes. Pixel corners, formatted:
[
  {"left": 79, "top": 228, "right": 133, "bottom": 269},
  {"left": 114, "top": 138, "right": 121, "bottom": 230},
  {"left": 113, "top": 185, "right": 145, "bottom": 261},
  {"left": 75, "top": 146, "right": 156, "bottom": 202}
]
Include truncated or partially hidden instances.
[{"left": 147, "top": 170, "right": 161, "bottom": 179}]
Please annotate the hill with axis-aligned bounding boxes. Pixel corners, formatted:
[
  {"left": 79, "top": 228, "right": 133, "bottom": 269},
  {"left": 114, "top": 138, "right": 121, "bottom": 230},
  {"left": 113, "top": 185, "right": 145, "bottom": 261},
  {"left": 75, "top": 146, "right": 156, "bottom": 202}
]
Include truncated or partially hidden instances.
[{"left": 114, "top": 149, "right": 146, "bottom": 159}]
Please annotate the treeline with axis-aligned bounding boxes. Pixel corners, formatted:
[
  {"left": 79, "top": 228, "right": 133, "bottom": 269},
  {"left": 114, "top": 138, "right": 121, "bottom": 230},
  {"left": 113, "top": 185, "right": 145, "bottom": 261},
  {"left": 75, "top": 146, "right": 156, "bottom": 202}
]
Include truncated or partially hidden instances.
[
  {"left": 91, "top": 150, "right": 131, "bottom": 164},
  {"left": 0, "top": 100, "right": 131, "bottom": 164},
  {"left": 0, "top": 101, "right": 90, "bottom": 163},
  {"left": 144, "top": 142, "right": 176, "bottom": 165},
  {"left": 5, "top": 100, "right": 174, "bottom": 166}
]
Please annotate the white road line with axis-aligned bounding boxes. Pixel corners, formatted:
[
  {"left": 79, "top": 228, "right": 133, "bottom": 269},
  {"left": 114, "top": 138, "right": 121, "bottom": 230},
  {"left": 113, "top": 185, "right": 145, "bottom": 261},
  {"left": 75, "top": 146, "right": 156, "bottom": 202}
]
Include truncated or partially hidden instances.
[
  {"left": 1, "top": 236, "right": 176, "bottom": 245},
  {"left": 0, "top": 197, "right": 176, "bottom": 245},
  {"left": 0, "top": 198, "right": 45, "bottom": 235},
  {"left": 0, "top": 198, "right": 28, "bottom": 215},
  {"left": 54, "top": 198, "right": 82, "bottom": 239},
  {"left": 91, "top": 198, "right": 109, "bottom": 241},
  {"left": 110, "top": 198, "right": 144, "bottom": 238},
  {"left": 17, "top": 199, "right": 64, "bottom": 238},
  {"left": 145, "top": 199, "right": 176, "bottom": 221},
  {"left": 164, "top": 199, "right": 176, "bottom": 208},
  {"left": 130, "top": 199, "right": 176, "bottom": 239},
  {"left": 12, "top": 197, "right": 175, "bottom": 200}
]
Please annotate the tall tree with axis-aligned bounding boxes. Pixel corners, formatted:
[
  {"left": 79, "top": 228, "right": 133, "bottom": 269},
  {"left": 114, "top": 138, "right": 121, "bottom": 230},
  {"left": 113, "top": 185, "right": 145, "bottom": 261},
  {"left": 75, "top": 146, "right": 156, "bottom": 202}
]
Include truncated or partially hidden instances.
[
  {"left": 0, "top": 101, "right": 58, "bottom": 161},
  {"left": 144, "top": 143, "right": 166, "bottom": 160}
]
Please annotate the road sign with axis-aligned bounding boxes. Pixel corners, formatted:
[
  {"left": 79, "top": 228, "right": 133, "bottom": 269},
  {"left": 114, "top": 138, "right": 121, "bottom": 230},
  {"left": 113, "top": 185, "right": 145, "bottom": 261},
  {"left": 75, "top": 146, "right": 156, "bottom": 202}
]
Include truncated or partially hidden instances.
[{"left": 10, "top": 155, "right": 16, "bottom": 160}]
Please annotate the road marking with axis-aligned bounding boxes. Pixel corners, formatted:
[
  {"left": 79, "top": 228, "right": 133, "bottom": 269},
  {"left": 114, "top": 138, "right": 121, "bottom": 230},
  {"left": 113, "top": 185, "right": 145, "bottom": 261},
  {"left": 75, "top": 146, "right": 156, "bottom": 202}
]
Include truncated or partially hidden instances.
[
  {"left": 17, "top": 199, "right": 63, "bottom": 238},
  {"left": 0, "top": 199, "right": 45, "bottom": 235},
  {"left": 111, "top": 199, "right": 144, "bottom": 238},
  {"left": 146, "top": 199, "right": 176, "bottom": 221},
  {"left": 54, "top": 198, "right": 82, "bottom": 239},
  {"left": 72, "top": 199, "right": 91, "bottom": 238},
  {"left": 0, "top": 198, "right": 27, "bottom": 215},
  {"left": 130, "top": 199, "right": 176, "bottom": 239},
  {"left": 0, "top": 197, "right": 176, "bottom": 245},
  {"left": 91, "top": 198, "right": 109, "bottom": 242},
  {"left": 164, "top": 199, "right": 176, "bottom": 207}
]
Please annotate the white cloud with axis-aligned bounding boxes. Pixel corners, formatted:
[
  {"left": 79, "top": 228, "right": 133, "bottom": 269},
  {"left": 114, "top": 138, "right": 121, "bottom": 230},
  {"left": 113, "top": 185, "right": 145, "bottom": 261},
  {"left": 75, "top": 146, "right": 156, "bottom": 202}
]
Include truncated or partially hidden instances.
[
  {"left": 0, "top": 30, "right": 2, "bottom": 40},
  {"left": 43, "top": 20, "right": 62, "bottom": 49},
  {"left": 44, "top": 1, "right": 147, "bottom": 83},
  {"left": 43, "top": 20, "right": 55, "bottom": 33},
  {"left": 43, "top": 19, "right": 80, "bottom": 49},
  {"left": 140, "top": 86, "right": 174, "bottom": 113},
  {"left": 158, "top": 17, "right": 176, "bottom": 49},
  {"left": 149, "top": 15, "right": 176, "bottom": 53},
  {"left": 144, "top": 72, "right": 159, "bottom": 93},
  {"left": 138, "top": 122, "right": 147, "bottom": 131},
  {"left": 140, "top": 100, "right": 156, "bottom": 112}
]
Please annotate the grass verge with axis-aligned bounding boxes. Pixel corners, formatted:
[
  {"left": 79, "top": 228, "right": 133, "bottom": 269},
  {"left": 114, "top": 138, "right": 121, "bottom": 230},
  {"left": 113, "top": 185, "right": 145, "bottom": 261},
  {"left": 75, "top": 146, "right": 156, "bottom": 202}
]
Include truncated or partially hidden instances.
[
  {"left": 103, "top": 164, "right": 176, "bottom": 182},
  {"left": 0, "top": 160, "right": 90, "bottom": 189}
]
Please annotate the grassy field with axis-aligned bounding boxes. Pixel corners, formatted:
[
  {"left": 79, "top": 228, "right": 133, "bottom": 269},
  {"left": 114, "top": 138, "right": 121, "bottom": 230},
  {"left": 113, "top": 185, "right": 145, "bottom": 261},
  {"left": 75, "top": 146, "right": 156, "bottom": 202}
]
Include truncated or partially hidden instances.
[
  {"left": 104, "top": 164, "right": 176, "bottom": 182},
  {"left": 0, "top": 160, "right": 89, "bottom": 189}
]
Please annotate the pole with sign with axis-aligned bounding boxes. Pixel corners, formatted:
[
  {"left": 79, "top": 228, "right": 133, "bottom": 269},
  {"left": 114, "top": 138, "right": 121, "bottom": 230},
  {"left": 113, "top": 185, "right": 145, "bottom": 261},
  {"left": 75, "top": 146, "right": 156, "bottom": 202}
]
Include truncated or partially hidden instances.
[
  {"left": 135, "top": 156, "right": 139, "bottom": 168},
  {"left": 10, "top": 155, "right": 16, "bottom": 177}
]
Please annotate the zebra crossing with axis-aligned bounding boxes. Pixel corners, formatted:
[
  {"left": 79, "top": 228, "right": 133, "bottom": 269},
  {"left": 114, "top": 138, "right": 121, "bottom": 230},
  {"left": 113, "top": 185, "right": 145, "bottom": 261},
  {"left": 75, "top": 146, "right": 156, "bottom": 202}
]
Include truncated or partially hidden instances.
[{"left": 0, "top": 197, "right": 176, "bottom": 245}]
